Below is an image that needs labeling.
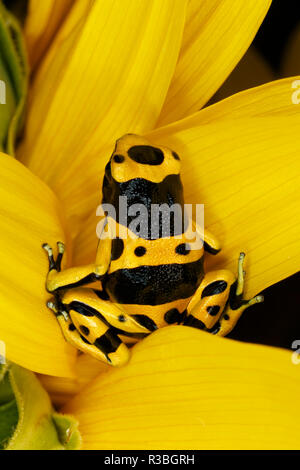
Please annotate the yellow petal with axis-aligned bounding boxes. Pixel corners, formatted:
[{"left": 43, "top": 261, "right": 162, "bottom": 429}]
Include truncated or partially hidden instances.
[
  {"left": 0, "top": 153, "right": 76, "bottom": 377},
  {"left": 147, "top": 115, "right": 300, "bottom": 298},
  {"left": 73, "top": 77, "right": 300, "bottom": 280},
  {"left": 38, "top": 353, "right": 110, "bottom": 407},
  {"left": 19, "top": 0, "right": 187, "bottom": 235},
  {"left": 157, "top": 0, "right": 271, "bottom": 126},
  {"left": 25, "top": 0, "right": 75, "bottom": 70},
  {"left": 64, "top": 326, "right": 300, "bottom": 449}
]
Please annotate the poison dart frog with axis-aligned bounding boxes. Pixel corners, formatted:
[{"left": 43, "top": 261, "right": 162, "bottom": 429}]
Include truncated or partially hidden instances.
[{"left": 43, "top": 134, "right": 263, "bottom": 366}]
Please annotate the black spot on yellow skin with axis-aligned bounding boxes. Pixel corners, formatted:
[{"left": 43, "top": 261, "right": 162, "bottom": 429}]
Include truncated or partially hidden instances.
[
  {"left": 69, "top": 301, "right": 95, "bottom": 317},
  {"left": 111, "top": 237, "right": 124, "bottom": 261},
  {"left": 164, "top": 308, "right": 181, "bottom": 324},
  {"left": 134, "top": 246, "right": 146, "bottom": 257},
  {"left": 68, "top": 323, "right": 76, "bottom": 331},
  {"left": 184, "top": 315, "right": 206, "bottom": 330},
  {"left": 130, "top": 314, "right": 157, "bottom": 331},
  {"left": 118, "top": 315, "right": 126, "bottom": 322},
  {"left": 172, "top": 151, "right": 180, "bottom": 161},
  {"left": 80, "top": 325, "right": 90, "bottom": 336},
  {"left": 223, "top": 314, "right": 230, "bottom": 320},
  {"left": 201, "top": 280, "right": 228, "bottom": 298},
  {"left": 94, "top": 328, "right": 122, "bottom": 355},
  {"left": 207, "top": 305, "right": 221, "bottom": 316},
  {"left": 176, "top": 243, "right": 191, "bottom": 255},
  {"left": 128, "top": 145, "right": 164, "bottom": 165},
  {"left": 68, "top": 301, "right": 111, "bottom": 331},
  {"left": 114, "top": 154, "right": 125, "bottom": 163}
]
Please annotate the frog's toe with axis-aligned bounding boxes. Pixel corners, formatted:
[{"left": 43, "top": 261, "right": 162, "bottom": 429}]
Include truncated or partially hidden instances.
[
  {"left": 42, "top": 243, "right": 56, "bottom": 271},
  {"left": 46, "top": 298, "right": 60, "bottom": 316},
  {"left": 57, "top": 241, "right": 65, "bottom": 254},
  {"left": 56, "top": 241, "right": 65, "bottom": 271},
  {"left": 42, "top": 242, "right": 52, "bottom": 255}
]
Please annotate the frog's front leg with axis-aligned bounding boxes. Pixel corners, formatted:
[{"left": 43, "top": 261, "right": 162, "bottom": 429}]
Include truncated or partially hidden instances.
[
  {"left": 184, "top": 253, "right": 263, "bottom": 336},
  {"left": 42, "top": 236, "right": 111, "bottom": 292},
  {"left": 48, "top": 287, "right": 157, "bottom": 366}
]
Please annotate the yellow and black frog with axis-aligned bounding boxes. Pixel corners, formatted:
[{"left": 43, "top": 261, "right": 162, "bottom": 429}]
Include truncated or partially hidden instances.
[{"left": 43, "top": 134, "right": 263, "bottom": 366}]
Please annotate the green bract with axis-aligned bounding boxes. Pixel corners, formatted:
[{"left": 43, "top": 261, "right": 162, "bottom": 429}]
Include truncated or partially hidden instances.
[
  {"left": 0, "top": 363, "right": 81, "bottom": 450},
  {"left": 0, "top": 1, "right": 28, "bottom": 155}
]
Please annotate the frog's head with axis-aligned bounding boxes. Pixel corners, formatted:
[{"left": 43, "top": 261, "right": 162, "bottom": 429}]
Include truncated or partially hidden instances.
[{"left": 108, "top": 134, "right": 181, "bottom": 184}]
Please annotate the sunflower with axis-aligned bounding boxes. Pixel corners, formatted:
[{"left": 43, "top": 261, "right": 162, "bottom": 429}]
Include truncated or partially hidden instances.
[{"left": 0, "top": 0, "right": 300, "bottom": 450}]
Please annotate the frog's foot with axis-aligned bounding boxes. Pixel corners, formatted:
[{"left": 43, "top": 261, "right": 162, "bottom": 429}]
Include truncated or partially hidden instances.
[
  {"left": 212, "top": 253, "right": 264, "bottom": 336},
  {"left": 47, "top": 298, "right": 69, "bottom": 321},
  {"left": 42, "top": 241, "right": 65, "bottom": 272},
  {"left": 47, "top": 293, "right": 130, "bottom": 366}
]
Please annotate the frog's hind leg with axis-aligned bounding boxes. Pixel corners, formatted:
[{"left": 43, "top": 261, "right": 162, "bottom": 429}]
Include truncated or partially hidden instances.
[
  {"left": 212, "top": 253, "right": 264, "bottom": 336},
  {"left": 184, "top": 253, "right": 263, "bottom": 336},
  {"left": 184, "top": 268, "right": 237, "bottom": 331},
  {"left": 49, "top": 287, "right": 157, "bottom": 366},
  {"left": 47, "top": 295, "right": 130, "bottom": 366}
]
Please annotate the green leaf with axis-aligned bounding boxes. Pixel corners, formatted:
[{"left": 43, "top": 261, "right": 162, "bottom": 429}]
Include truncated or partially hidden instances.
[
  {"left": 0, "top": 363, "right": 81, "bottom": 450},
  {"left": 0, "top": 0, "right": 28, "bottom": 154},
  {"left": 0, "top": 400, "right": 18, "bottom": 449}
]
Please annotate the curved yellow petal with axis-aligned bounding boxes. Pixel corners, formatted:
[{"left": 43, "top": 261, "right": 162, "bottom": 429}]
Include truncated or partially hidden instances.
[
  {"left": 0, "top": 153, "right": 76, "bottom": 377},
  {"left": 38, "top": 354, "right": 110, "bottom": 406},
  {"left": 64, "top": 326, "right": 300, "bottom": 449},
  {"left": 147, "top": 115, "right": 300, "bottom": 298},
  {"left": 157, "top": 0, "right": 271, "bottom": 126},
  {"left": 155, "top": 76, "right": 300, "bottom": 131},
  {"left": 19, "top": 0, "right": 187, "bottom": 236},
  {"left": 25, "top": 0, "right": 75, "bottom": 70}
]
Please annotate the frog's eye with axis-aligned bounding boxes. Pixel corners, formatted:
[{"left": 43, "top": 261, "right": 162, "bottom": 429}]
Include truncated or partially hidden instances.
[
  {"left": 118, "top": 314, "right": 126, "bottom": 323},
  {"left": 172, "top": 151, "right": 180, "bottom": 161}
]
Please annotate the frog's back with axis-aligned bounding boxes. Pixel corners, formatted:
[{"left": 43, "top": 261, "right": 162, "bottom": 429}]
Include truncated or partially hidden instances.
[{"left": 100, "top": 135, "right": 204, "bottom": 320}]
